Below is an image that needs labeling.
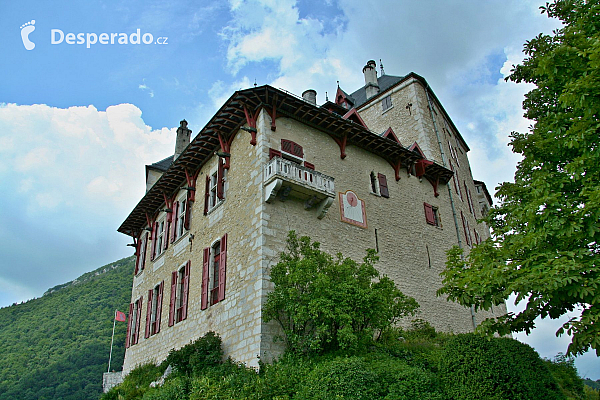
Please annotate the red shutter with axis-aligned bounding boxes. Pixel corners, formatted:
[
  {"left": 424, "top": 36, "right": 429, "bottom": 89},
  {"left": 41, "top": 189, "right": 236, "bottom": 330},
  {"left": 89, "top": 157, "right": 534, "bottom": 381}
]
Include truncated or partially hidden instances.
[
  {"left": 304, "top": 161, "right": 315, "bottom": 170},
  {"left": 125, "top": 302, "right": 134, "bottom": 348},
  {"left": 135, "top": 297, "right": 143, "bottom": 344},
  {"left": 201, "top": 247, "right": 210, "bottom": 310},
  {"left": 377, "top": 173, "right": 389, "bottom": 198},
  {"left": 170, "top": 201, "right": 179, "bottom": 243},
  {"left": 269, "top": 148, "right": 282, "bottom": 160},
  {"left": 168, "top": 271, "right": 177, "bottom": 327},
  {"left": 181, "top": 261, "right": 190, "bottom": 321},
  {"left": 145, "top": 289, "right": 152, "bottom": 339},
  {"left": 155, "top": 281, "right": 163, "bottom": 334},
  {"left": 204, "top": 175, "right": 210, "bottom": 215},
  {"left": 162, "top": 219, "right": 169, "bottom": 252},
  {"left": 134, "top": 238, "right": 141, "bottom": 275},
  {"left": 424, "top": 203, "right": 435, "bottom": 225},
  {"left": 150, "top": 222, "right": 158, "bottom": 260},
  {"left": 281, "top": 139, "right": 303, "bottom": 158},
  {"left": 184, "top": 192, "right": 192, "bottom": 230},
  {"left": 141, "top": 234, "right": 147, "bottom": 271},
  {"left": 468, "top": 187, "right": 475, "bottom": 215},
  {"left": 217, "top": 158, "right": 224, "bottom": 200},
  {"left": 218, "top": 233, "right": 227, "bottom": 302}
]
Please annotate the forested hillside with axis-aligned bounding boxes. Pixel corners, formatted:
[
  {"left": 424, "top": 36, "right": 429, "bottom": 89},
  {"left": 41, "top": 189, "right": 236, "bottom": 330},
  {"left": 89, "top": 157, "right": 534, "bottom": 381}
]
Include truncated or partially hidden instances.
[{"left": 0, "top": 256, "right": 134, "bottom": 400}]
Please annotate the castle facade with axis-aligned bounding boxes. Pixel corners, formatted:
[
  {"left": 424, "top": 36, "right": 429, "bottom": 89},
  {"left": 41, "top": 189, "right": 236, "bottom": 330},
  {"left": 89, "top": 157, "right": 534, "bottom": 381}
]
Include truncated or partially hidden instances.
[{"left": 118, "top": 60, "right": 505, "bottom": 373}]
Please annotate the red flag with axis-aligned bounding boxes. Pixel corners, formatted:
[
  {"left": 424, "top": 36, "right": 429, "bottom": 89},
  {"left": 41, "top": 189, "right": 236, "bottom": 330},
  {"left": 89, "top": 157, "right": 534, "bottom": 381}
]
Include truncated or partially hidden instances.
[{"left": 115, "top": 310, "right": 126, "bottom": 322}]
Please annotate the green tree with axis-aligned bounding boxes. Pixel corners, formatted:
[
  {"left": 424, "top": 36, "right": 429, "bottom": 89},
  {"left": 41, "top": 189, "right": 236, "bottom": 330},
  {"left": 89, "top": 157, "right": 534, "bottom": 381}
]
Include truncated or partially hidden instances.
[
  {"left": 438, "top": 0, "right": 600, "bottom": 356},
  {"left": 264, "top": 231, "right": 419, "bottom": 354}
]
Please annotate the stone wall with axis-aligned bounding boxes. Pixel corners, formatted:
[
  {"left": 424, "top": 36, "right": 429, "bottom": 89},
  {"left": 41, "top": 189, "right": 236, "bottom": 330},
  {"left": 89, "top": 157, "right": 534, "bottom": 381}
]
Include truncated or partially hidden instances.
[
  {"left": 122, "top": 111, "right": 269, "bottom": 374},
  {"left": 102, "top": 371, "right": 123, "bottom": 393}
]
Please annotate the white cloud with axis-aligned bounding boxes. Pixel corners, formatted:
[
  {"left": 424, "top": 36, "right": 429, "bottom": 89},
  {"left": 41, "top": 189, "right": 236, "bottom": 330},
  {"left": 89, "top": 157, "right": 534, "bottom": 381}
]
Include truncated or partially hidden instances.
[
  {"left": 0, "top": 103, "right": 176, "bottom": 216},
  {"left": 208, "top": 77, "right": 252, "bottom": 110}
]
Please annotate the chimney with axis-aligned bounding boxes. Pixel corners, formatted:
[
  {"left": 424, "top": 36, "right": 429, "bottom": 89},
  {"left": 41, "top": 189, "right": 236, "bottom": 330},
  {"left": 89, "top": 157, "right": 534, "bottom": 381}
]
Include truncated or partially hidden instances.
[
  {"left": 302, "top": 89, "right": 317, "bottom": 105},
  {"left": 363, "top": 60, "right": 379, "bottom": 100},
  {"left": 174, "top": 119, "right": 191, "bottom": 160}
]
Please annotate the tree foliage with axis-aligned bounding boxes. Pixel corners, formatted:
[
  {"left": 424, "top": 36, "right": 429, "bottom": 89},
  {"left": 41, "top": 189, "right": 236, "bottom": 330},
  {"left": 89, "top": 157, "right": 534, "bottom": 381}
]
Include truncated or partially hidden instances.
[
  {"left": 0, "top": 256, "right": 134, "bottom": 400},
  {"left": 264, "top": 231, "right": 419, "bottom": 354},
  {"left": 438, "top": 0, "right": 600, "bottom": 356}
]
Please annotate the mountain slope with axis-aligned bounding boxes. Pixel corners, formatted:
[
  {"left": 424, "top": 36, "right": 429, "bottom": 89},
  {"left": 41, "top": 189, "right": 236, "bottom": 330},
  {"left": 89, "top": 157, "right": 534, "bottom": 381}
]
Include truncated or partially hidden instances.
[{"left": 0, "top": 256, "right": 134, "bottom": 400}]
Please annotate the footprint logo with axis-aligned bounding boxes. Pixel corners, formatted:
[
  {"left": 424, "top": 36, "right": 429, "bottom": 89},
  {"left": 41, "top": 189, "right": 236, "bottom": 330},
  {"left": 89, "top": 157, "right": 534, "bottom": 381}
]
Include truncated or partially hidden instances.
[{"left": 20, "top": 20, "right": 36, "bottom": 50}]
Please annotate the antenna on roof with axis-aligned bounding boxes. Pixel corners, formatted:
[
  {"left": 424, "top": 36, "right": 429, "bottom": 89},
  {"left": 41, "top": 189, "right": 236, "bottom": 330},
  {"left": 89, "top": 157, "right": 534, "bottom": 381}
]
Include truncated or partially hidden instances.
[
  {"left": 325, "top": 91, "right": 328, "bottom": 101},
  {"left": 254, "top": 79, "right": 257, "bottom": 88},
  {"left": 380, "top": 59, "right": 385, "bottom": 75}
]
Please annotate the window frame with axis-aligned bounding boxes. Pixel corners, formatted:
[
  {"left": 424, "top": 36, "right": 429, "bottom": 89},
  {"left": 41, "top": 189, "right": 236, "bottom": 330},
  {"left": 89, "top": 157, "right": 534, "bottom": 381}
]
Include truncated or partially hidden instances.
[
  {"left": 176, "top": 195, "right": 187, "bottom": 239},
  {"left": 381, "top": 95, "right": 392, "bottom": 112},
  {"left": 424, "top": 202, "right": 440, "bottom": 227}
]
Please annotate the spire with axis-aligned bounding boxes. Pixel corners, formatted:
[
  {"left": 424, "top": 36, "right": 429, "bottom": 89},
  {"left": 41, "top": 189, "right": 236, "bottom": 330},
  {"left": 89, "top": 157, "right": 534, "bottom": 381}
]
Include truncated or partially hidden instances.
[
  {"left": 380, "top": 59, "right": 385, "bottom": 76},
  {"left": 325, "top": 91, "right": 329, "bottom": 101}
]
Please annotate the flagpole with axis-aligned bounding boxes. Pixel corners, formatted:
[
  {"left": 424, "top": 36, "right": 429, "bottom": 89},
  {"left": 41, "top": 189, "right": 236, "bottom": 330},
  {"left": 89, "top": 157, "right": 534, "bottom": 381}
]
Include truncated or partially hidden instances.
[{"left": 108, "top": 310, "right": 117, "bottom": 373}]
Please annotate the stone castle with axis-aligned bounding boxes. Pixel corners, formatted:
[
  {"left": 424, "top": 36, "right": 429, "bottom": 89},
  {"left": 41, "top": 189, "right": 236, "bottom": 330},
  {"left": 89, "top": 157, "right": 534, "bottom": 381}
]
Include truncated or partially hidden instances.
[{"left": 117, "top": 60, "right": 506, "bottom": 374}]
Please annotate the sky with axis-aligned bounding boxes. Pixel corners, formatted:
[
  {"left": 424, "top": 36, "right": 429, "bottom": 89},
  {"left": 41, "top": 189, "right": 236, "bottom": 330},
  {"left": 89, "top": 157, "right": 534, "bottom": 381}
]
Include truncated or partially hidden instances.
[{"left": 1, "top": 0, "right": 598, "bottom": 379}]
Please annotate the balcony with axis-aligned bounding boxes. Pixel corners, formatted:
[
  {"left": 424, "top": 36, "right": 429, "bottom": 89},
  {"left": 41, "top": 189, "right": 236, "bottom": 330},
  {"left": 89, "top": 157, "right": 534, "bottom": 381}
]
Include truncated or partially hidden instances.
[{"left": 264, "top": 157, "right": 335, "bottom": 219}]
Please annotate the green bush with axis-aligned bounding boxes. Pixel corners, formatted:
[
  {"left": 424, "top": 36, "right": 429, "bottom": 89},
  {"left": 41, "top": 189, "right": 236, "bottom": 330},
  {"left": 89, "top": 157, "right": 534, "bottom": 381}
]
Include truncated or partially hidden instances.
[
  {"left": 295, "top": 356, "right": 381, "bottom": 399},
  {"left": 101, "top": 363, "right": 165, "bottom": 400},
  {"left": 142, "top": 376, "right": 190, "bottom": 400},
  {"left": 164, "top": 331, "right": 223, "bottom": 376},
  {"left": 439, "top": 334, "right": 564, "bottom": 400},
  {"left": 259, "top": 354, "right": 314, "bottom": 399},
  {"left": 545, "top": 354, "right": 585, "bottom": 400}
]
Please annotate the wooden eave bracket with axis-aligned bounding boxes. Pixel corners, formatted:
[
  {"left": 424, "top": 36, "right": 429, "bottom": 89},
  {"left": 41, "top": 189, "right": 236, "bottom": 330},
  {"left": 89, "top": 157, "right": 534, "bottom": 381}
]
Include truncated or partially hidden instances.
[
  {"left": 243, "top": 105, "right": 260, "bottom": 146},
  {"left": 145, "top": 213, "right": 154, "bottom": 238},
  {"left": 217, "top": 131, "right": 236, "bottom": 169},
  {"left": 266, "top": 102, "right": 277, "bottom": 131},
  {"left": 426, "top": 176, "right": 440, "bottom": 197},
  {"left": 387, "top": 159, "right": 402, "bottom": 181},
  {"left": 184, "top": 168, "right": 200, "bottom": 202},
  {"left": 331, "top": 134, "right": 348, "bottom": 159}
]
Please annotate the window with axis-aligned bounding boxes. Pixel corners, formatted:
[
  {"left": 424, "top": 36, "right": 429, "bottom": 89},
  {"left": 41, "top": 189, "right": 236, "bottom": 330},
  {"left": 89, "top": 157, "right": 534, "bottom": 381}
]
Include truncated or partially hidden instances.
[
  {"left": 157, "top": 219, "right": 165, "bottom": 256},
  {"left": 370, "top": 171, "right": 378, "bottom": 194},
  {"left": 176, "top": 197, "right": 187, "bottom": 238},
  {"left": 204, "top": 158, "right": 225, "bottom": 214},
  {"left": 126, "top": 297, "right": 143, "bottom": 348},
  {"left": 370, "top": 171, "right": 389, "bottom": 198},
  {"left": 461, "top": 211, "right": 472, "bottom": 246},
  {"left": 281, "top": 139, "right": 304, "bottom": 161},
  {"left": 169, "top": 195, "right": 188, "bottom": 243},
  {"left": 168, "top": 261, "right": 190, "bottom": 326},
  {"left": 382, "top": 95, "right": 392, "bottom": 112},
  {"left": 465, "top": 183, "right": 475, "bottom": 215},
  {"left": 424, "top": 203, "right": 440, "bottom": 227},
  {"left": 202, "top": 233, "right": 228, "bottom": 309},
  {"left": 145, "top": 281, "right": 164, "bottom": 338},
  {"left": 134, "top": 233, "right": 148, "bottom": 275}
]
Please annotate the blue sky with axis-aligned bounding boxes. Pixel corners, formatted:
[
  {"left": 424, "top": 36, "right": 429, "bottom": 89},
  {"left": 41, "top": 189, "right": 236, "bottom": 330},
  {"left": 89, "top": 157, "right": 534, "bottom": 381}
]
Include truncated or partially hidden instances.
[{"left": 1, "top": 0, "right": 598, "bottom": 379}]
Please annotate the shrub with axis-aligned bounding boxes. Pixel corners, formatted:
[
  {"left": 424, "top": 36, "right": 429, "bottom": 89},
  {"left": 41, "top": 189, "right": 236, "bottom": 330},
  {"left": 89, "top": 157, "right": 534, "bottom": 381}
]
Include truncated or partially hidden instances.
[
  {"left": 264, "top": 232, "right": 418, "bottom": 355},
  {"left": 142, "top": 376, "right": 190, "bottom": 400},
  {"left": 295, "top": 356, "right": 381, "bottom": 399},
  {"left": 545, "top": 354, "right": 585, "bottom": 400},
  {"left": 164, "top": 331, "right": 223, "bottom": 376},
  {"left": 439, "top": 334, "right": 564, "bottom": 400}
]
